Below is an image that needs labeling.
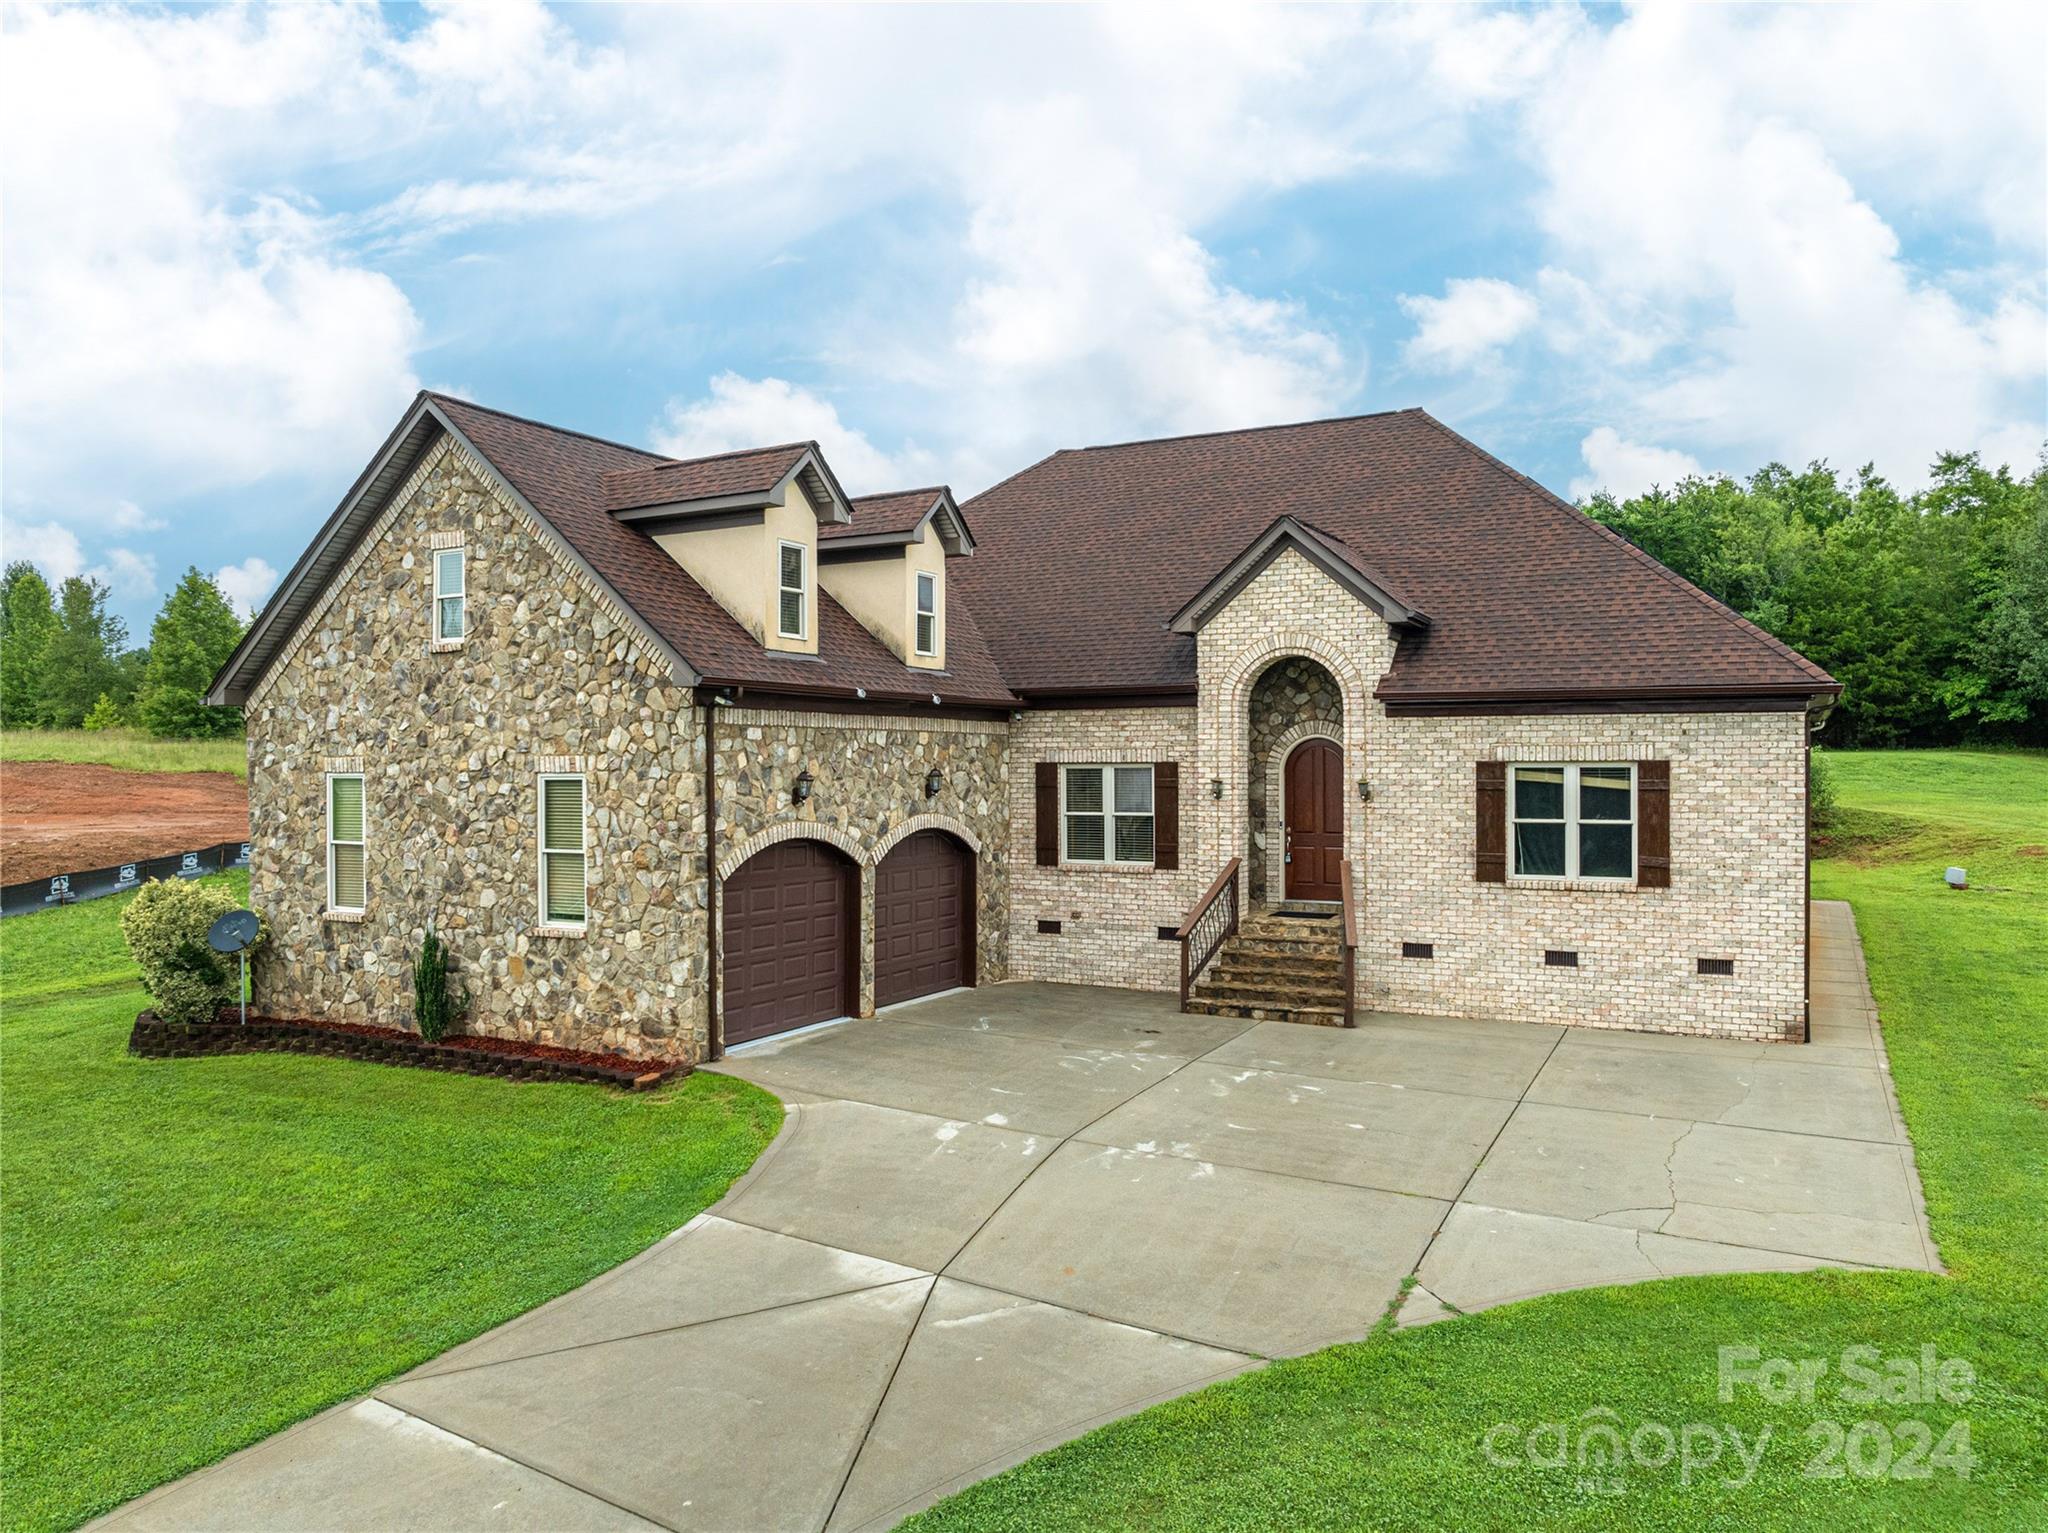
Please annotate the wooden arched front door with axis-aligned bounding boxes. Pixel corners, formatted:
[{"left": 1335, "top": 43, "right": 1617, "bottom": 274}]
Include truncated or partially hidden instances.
[{"left": 1283, "top": 737, "right": 1343, "bottom": 901}]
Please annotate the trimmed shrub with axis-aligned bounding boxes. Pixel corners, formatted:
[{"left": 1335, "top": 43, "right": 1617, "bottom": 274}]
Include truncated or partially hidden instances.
[
  {"left": 120, "top": 880, "right": 267, "bottom": 1025},
  {"left": 410, "top": 926, "right": 470, "bottom": 1043},
  {"left": 1809, "top": 749, "right": 1841, "bottom": 832}
]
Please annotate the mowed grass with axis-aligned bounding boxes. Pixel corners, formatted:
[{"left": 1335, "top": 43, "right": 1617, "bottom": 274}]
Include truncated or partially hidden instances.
[
  {"left": 908, "top": 749, "right": 2048, "bottom": 1532},
  {"left": 0, "top": 727, "right": 247, "bottom": 777},
  {"left": 0, "top": 872, "right": 782, "bottom": 1532}
]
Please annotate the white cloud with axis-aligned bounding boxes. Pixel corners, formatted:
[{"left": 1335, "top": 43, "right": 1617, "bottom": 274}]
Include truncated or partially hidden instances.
[
  {"left": 215, "top": 556, "right": 281, "bottom": 620},
  {"left": 1, "top": 3, "right": 421, "bottom": 518},
  {"left": 88, "top": 548, "right": 159, "bottom": 602},
  {"left": 1503, "top": 4, "right": 2046, "bottom": 485},
  {"left": 1569, "top": 429, "right": 1709, "bottom": 502},
  {"left": 1399, "top": 278, "right": 1539, "bottom": 372},
  {"left": 6, "top": 522, "right": 87, "bottom": 585},
  {"left": 653, "top": 375, "right": 939, "bottom": 495}
]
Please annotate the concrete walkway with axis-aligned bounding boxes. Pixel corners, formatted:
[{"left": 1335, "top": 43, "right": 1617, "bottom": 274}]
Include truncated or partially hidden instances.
[{"left": 99, "top": 902, "right": 1934, "bottom": 1532}]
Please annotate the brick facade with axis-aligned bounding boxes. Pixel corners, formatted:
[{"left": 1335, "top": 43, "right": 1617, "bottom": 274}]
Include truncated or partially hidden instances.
[{"left": 1004, "top": 547, "right": 1810, "bottom": 1041}]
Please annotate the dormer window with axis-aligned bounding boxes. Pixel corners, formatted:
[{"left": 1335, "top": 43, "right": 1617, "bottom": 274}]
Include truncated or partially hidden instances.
[
  {"left": 915, "top": 571, "right": 938, "bottom": 657},
  {"left": 777, "top": 541, "right": 808, "bottom": 640}
]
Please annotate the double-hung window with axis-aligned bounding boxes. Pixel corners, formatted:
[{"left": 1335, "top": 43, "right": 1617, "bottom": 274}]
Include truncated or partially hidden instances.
[
  {"left": 539, "top": 775, "right": 588, "bottom": 926},
  {"left": 1062, "top": 765, "right": 1154, "bottom": 864},
  {"left": 777, "top": 541, "right": 808, "bottom": 640},
  {"left": 327, "top": 773, "right": 366, "bottom": 912},
  {"left": 434, "top": 548, "right": 465, "bottom": 642},
  {"left": 914, "top": 571, "right": 938, "bottom": 656},
  {"left": 1511, "top": 764, "right": 1635, "bottom": 880}
]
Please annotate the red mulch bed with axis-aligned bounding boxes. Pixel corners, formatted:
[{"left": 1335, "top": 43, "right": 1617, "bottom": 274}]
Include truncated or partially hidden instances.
[
  {"left": 284, "top": 1016, "right": 665, "bottom": 1074},
  {"left": 129, "top": 1009, "right": 687, "bottom": 1089}
]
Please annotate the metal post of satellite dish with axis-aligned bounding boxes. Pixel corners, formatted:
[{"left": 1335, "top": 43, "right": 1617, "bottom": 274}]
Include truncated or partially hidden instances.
[{"left": 240, "top": 950, "right": 249, "bottom": 1026}]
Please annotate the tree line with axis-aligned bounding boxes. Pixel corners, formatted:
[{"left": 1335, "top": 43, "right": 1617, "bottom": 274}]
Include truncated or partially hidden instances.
[
  {"left": 1585, "top": 451, "right": 2047, "bottom": 746},
  {"left": 0, "top": 563, "right": 246, "bottom": 738}
]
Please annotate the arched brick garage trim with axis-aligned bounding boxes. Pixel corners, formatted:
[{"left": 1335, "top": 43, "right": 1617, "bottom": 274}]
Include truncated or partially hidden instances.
[
  {"left": 718, "top": 818, "right": 869, "bottom": 882},
  {"left": 873, "top": 829, "right": 976, "bottom": 1009},
  {"left": 871, "top": 812, "right": 984, "bottom": 863},
  {"left": 721, "top": 837, "right": 858, "bottom": 1047}
]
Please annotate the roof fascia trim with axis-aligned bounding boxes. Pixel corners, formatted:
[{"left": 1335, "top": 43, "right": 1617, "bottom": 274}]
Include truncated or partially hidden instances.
[
  {"left": 1168, "top": 515, "right": 1426, "bottom": 634},
  {"left": 423, "top": 400, "right": 701, "bottom": 687},
  {"left": 205, "top": 394, "right": 442, "bottom": 706},
  {"left": 779, "top": 447, "right": 854, "bottom": 525}
]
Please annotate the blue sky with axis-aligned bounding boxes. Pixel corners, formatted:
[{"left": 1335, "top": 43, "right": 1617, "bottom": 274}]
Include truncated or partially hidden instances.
[{"left": 4, "top": 1, "right": 2043, "bottom": 638}]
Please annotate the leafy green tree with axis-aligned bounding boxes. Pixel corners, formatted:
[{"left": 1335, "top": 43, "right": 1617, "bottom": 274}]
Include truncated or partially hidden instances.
[
  {"left": 1585, "top": 448, "right": 2048, "bottom": 746},
  {"left": 82, "top": 693, "right": 124, "bottom": 731},
  {"left": 37, "top": 576, "right": 126, "bottom": 728},
  {"left": 138, "top": 567, "right": 245, "bottom": 738},
  {"left": 0, "top": 561, "right": 58, "bottom": 727}
]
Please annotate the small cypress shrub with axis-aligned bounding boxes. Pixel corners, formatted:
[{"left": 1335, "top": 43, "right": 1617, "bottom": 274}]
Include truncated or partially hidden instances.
[{"left": 410, "top": 926, "right": 470, "bottom": 1043}]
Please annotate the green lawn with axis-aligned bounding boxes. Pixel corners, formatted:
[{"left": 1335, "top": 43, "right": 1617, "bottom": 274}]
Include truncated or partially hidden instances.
[
  {"left": 909, "top": 748, "right": 2048, "bottom": 1532},
  {"left": 0, "top": 727, "right": 247, "bottom": 777},
  {"left": 0, "top": 872, "right": 782, "bottom": 1532}
]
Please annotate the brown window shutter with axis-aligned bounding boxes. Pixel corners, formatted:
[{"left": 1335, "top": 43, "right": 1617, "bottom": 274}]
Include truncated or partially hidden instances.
[
  {"left": 1637, "top": 760, "right": 1671, "bottom": 888},
  {"left": 1153, "top": 763, "right": 1180, "bottom": 870},
  {"left": 1035, "top": 763, "right": 1059, "bottom": 867},
  {"left": 1475, "top": 761, "right": 1506, "bottom": 883}
]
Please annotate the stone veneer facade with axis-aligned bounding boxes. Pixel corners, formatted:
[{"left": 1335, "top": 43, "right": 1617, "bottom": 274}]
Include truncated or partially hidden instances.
[
  {"left": 244, "top": 439, "right": 1011, "bottom": 1064},
  {"left": 247, "top": 462, "right": 1808, "bottom": 1055},
  {"left": 709, "top": 706, "right": 1010, "bottom": 1019}
]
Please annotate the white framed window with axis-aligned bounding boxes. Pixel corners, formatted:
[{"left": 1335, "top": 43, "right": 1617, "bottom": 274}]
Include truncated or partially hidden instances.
[
  {"left": 1511, "top": 764, "right": 1635, "bottom": 880},
  {"left": 326, "top": 773, "right": 366, "bottom": 912},
  {"left": 914, "top": 570, "right": 938, "bottom": 656},
  {"left": 777, "top": 541, "right": 808, "bottom": 639},
  {"left": 539, "top": 774, "right": 588, "bottom": 926},
  {"left": 1062, "top": 765, "right": 1154, "bottom": 864},
  {"left": 433, "top": 548, "right": 466, "bottom": 642}
]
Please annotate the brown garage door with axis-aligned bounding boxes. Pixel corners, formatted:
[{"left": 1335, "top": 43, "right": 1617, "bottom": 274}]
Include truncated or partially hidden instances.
[
  {"left": 874, "top": 830, "right": 974, "bottom": 1009},
  {"left": 723, "top": 839, "right": 856, "bottom": 1046}
]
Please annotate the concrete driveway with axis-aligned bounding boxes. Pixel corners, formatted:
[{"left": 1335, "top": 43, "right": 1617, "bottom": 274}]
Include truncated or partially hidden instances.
[{"left": 100, "top": 902, "right": 1934, "bottom": 1533}]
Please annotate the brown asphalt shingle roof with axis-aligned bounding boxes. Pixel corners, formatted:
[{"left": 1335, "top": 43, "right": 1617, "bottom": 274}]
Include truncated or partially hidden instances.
[
  {"left": 601, "top": 445, "right": 811, "bottom": 513},
  {"left": 822, "top": 488, "right": 947, "bottom": 540},
  {"left": 952, "top": 408, "right": 1837, "bottom": 702},
  {"left": 432, "top": 395, "right": 1016, "bottom": 706}
]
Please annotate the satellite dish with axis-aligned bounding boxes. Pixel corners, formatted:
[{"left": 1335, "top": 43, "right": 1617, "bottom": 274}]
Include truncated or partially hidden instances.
[
  {"left": 207, "top": 910, "right": 261, "bottom": 1026},
  {"left": 208, "top": 910, "right": 261, "bottom": 954}
]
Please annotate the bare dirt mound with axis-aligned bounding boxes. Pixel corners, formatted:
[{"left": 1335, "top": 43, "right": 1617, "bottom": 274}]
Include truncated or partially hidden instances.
[{"left": 0, "top": 760, "right": 251, "bottom": 885}]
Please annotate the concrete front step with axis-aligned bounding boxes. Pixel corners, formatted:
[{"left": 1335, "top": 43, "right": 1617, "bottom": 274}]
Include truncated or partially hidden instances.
[{"left": 1184, "top": 995, "right": 1349, "bottom": 1027}]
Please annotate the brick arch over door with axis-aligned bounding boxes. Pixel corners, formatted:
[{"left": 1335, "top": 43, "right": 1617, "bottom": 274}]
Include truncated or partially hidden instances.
[
  {"left": 719, "top": 818, "right": 869, "bottom": 882},
  {"left": 872, "top": 812, "right": 983, "bottom": 863},
  {"left": 1209, "top": 630, "right": 1373, "bottom": 888},
  {"left": 721, "top": 837, "right": 858, "bottom": 1047}
]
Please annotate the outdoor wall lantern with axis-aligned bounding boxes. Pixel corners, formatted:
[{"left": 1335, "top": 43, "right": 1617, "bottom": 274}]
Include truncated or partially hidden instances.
[
  {"left": 793, "top": 769, "right": 815, "bottom": 805},
  {"left": 1357, "top": 779, "right": 1373, "bottom": 802},
  {"left": 925, "top": 767, "right": 944, "bottom": 800},
  {"left": 1210, "top": 777, "right": 1225, "bottom": 800}
]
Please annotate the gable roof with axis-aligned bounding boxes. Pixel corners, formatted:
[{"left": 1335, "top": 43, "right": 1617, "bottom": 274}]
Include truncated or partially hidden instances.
[
  {"left": 601, "top": 443, "right": 853, "bottom": 526},
  {"left": 821, "top": 487, "right": 975, "bottom": 557},
  {"left": 1168, "top": 514, "right": 1428, "bottom": 634},
  {"left": 208, "top": 393, "right": 1016, "bottom": 709},
  {"left": 953, "top": 408, "right": 1838, "bottom": 704}
]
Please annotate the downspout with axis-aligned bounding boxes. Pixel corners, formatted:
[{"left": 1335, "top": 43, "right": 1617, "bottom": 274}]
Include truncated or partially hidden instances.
[
  {"left": 1802, "top": 716, "right": 1813, "bottom": 1045},
  {"left": 704, "top": 693, "right": 722, "bottom": 1062}
]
